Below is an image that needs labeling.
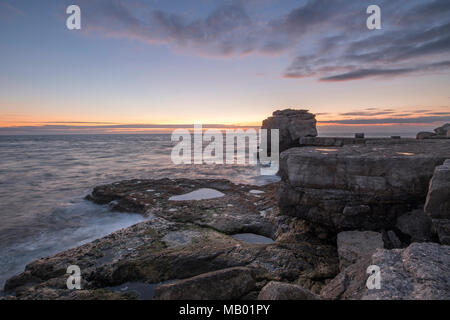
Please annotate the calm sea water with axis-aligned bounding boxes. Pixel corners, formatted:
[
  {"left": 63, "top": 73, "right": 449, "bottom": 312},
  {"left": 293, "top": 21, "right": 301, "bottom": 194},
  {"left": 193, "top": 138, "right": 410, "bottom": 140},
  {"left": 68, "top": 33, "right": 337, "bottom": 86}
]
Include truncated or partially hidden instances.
[{"left": 0, "top": 134, "right": 280, "bottom": 289}]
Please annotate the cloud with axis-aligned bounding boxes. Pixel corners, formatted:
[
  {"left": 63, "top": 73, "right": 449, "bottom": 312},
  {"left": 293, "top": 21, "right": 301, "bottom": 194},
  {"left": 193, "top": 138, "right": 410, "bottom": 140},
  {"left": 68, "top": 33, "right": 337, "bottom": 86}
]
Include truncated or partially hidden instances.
[
  {"left": 77, "top": 0, "right": 450, "bottom": 80},
  {"left": 80, "top": 0, "right": 287, "bottom": 57},
  {"left": 339, "top": 111, "right": 396, "bottom": 116}
]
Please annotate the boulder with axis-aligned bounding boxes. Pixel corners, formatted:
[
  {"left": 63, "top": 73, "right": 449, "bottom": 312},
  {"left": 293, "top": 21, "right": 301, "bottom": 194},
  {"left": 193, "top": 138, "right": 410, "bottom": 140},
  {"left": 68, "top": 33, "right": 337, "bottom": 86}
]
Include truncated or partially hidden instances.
[
  {"left": 279, "top": 140, "right": 450, "bottom": 232},
  {"left": 396, "top": 209, "right": 432, "bottom": 242},
  {"left": 262, "top": 109, "right": 317, "bottom": 152},
  {"left": 153, "top": 267, "right": 257, "bottom": 300},
  {"left": 432, "top": 219, "right": 450, "bottom": 245},
  {"left": 257, "top": 281, "right": 320, "bottom": 300},
  {"left": 424, "top": 159, "right": 450, "bottom": 219},
  {"left": 425, "top": 160, "right": 450, "bottom": 244},
  {"left": 337, "top": 231, "right": 383, "bottom": 269},
  {"left": 363, "top": 243, "right": 450, "bottom": 300},
  {"left": 321, "top": 242, "right": 450, "bottom": 300}
]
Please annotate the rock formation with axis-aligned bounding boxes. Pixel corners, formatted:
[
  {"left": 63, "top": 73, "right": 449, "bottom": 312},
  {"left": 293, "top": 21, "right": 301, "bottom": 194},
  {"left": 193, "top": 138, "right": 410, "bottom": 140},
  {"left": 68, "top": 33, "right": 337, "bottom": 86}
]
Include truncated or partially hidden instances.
[
  {"left": 3, "top": 111, "right": 450, "bottom": 300},
  {"left": 416, "top": 123, "right": 450, "bottom": 139},
  {"left": 337, "top": 231, "right": 383, "bottom": 270},
  {"left": 425, "top": 159, "right": 450, "bottom": 244},
  {"left": 279, "top": 140, "right": 450, "bottom": 232},
  {"left": 321, "top": 242, "right": 450, "bottom": 300},
  {"left": 153, "top": 267, "right": 258, "bottom": 300},
  {"left": 257, "top": 281, "right": 319, "bottom": 300},
  {"left": 262, "top": 109, "right": 317, "bottom": 152},
  {"left": 2, "top": 179, "right": 338, "bottom": 300},
  {"left": 396, "top": 209, "right": 433, "bottom": 243}
]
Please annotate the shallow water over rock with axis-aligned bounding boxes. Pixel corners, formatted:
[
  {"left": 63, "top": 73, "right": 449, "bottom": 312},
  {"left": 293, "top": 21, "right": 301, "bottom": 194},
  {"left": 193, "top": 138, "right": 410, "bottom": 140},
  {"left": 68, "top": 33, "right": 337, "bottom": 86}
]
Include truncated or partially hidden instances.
[
  {"left": 106, "top": 282, "right": 159, "bottom": 300},
  {"left": 231, "top": 233, "right": 274, "bottom": 244},
  {"left": 169, "top": 188, "right": 225, "bottom": 201}
]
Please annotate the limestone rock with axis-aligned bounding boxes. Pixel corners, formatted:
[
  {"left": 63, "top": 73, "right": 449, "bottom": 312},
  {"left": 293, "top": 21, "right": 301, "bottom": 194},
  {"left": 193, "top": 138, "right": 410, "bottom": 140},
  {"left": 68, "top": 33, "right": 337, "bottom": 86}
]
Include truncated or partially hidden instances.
[
  {"left": 432, "top": 219, "right": 450, "bottom": 245},
  {"left": 416, "top": 132, "right": 436, "bottom": 139},
  {"left": 153, "top": 267, "right": 257, "bottom": 300},
  {"left": 320, "top": 257, "right": 370, "bottom": 300},
  {"left": 425, "top": 160, "right": 450, "bottom": 219},
  {"left": 3, "top": 179, "right": 339, "bottom": 300},
  {"left": 337, "top": 231, "right": 383, "bottom": 269},
  {"left": 396, "top": 209, "right": 432, "bottom": 242},
  {"left": 257, "top": 281, "right": 320, "bottom": 300},
  {"left": 363, "top": 243, "right": 450, "bottom": 300},
  {"left": 385, "top": 230, "right": 402, "bottom": 249},
  {"left": 87, "top": 178, "right": 279, "bottom": 238},
  {"left": 262, "top": 109, "right": 317, "bottom": 152},
  {"left": 279, "top": 140, "right": 450, "bottom": 231},
  {"left": 321, "top": 242, "right": 450, "bottom": 300},
  {"left": 434, "top": 123, "right": 450, "bottom": 136}
]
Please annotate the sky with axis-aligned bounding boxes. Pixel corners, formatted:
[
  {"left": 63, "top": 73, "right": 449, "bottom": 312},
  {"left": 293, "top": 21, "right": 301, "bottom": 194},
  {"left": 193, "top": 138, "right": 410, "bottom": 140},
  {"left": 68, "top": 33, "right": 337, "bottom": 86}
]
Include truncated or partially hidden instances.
[{"left": 0, "top": 0, "right": 449, "bottom": 134}]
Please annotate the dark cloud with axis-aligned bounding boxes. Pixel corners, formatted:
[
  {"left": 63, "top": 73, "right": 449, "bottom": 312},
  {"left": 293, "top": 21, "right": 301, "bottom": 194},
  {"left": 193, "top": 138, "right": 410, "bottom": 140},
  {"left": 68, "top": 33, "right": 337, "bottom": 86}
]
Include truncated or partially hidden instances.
[
  {"left": 77, "top": 0, "right": 450, "bottom": 80},
  {"left": 321, "top": 68, "right": 414, "bottom": 82},
  {"left": 320, "top": 61, "right": 450, "bottom": 81},
  {"left": 283, "top": 0, "right": 450, "bottom": 81}
]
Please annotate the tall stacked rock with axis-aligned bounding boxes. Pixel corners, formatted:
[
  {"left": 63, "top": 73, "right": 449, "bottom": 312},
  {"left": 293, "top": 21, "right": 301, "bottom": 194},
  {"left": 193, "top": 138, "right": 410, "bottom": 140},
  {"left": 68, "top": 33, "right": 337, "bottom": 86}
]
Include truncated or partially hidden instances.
[{"left": 262, "top": 109, "right": 317, "bottom": 152}]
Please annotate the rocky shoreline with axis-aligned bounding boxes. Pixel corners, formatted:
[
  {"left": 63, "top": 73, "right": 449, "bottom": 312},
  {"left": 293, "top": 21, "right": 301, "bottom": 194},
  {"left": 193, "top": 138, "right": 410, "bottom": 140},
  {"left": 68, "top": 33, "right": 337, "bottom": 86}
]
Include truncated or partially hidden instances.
[
  {"left": 2, "top": 111, "right": 449, "bottom": 300},
  {"left": 1, "top": 179, "right": 339, "bottom": 300}
]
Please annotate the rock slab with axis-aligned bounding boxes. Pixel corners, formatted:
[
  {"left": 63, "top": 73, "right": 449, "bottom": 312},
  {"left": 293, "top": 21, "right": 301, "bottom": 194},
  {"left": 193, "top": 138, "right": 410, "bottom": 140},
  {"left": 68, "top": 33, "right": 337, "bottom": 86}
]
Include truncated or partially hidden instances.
[
  {"left": 153, "top": 267, "right": 257, "bottom": 300},
  {"left": 262, "top": 109, "right": 317, "bottom": 152},
  {"left": 280, "top": 141, "right": 450, "bottom": 232}
]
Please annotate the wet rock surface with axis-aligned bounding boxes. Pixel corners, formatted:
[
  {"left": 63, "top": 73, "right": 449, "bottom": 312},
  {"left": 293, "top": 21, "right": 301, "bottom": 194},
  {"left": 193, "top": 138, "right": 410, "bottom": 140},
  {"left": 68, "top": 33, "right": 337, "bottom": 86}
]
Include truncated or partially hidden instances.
[
  {"left": 2, "top": 178, "right": 338, "bottom": 300},
  {"left": 279, "top": 140, "right": 450, "bottom": 232}
]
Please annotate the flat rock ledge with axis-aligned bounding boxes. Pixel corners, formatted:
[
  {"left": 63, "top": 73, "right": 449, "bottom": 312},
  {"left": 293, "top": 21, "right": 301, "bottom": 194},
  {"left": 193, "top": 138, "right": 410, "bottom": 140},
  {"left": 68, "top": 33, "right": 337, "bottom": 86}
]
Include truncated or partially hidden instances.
[
  {"left": 279, "top": 140, "right": 450, "bottom": 232},
  {"left": 1, "top": 178, "right": 338, "bottom": 300}
]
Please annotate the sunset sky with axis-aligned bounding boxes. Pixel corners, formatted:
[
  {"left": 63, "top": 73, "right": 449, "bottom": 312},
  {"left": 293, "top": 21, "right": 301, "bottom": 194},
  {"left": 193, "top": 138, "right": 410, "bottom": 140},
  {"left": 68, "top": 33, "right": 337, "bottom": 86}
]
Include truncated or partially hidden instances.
[{"left": 0, "top": 0, "right": 449, "bottom": 134}]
